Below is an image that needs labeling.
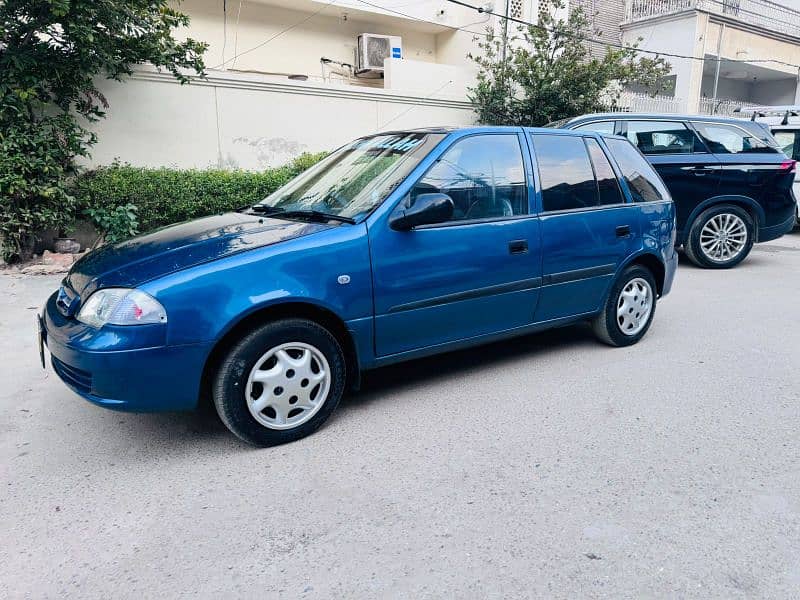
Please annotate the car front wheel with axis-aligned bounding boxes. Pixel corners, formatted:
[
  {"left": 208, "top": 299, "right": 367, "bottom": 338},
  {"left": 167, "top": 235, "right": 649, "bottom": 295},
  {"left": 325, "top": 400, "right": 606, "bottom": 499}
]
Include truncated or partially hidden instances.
[
  {"left": 592, "top": 265, "right": 657, "bottom": 347},
  {"left": 684, "top": 204, "right": 754, "bottom": 269},
  {"left": 213, "top": 319, "right": 346, "bottom": 447}
]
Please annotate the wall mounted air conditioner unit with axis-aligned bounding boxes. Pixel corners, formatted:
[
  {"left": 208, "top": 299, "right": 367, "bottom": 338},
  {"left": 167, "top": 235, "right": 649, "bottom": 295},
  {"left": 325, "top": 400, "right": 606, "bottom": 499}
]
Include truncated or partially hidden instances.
[{"left": 355, "top": 33, "right": 402, "bottom": 78}]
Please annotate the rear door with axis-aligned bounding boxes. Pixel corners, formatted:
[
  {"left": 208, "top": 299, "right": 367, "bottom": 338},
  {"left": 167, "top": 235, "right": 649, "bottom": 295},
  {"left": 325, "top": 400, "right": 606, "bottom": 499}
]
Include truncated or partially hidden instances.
[
  {"left": 690, "top": 120, "right": 783, "bottom": 205},
  {"left": 621, "top": 119, "right": 719, "bottom": 237},
  {"left": 528, "top": 132, "right": 640, "bottom": 322}
]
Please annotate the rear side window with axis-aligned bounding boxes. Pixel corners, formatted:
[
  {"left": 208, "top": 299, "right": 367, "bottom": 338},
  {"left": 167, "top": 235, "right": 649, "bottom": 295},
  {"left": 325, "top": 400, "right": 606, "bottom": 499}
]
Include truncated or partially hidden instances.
[
  {"left": 693, "top": 122, "right": 778, "bottom": 154},
  {"left": 532, "top": 135, "right": 598, "bottom": 211},
  {"left": 625, "top": 120, "right": 702, "bottom": 155},
  {"left": 605, "top": 138, "right": 670, "bottom": 203},
  {"left": 585, "top": 139, "right": 624, "bottom": 206},
  {"left": 573, "top": 121, "right": 615, "bottom": 135},
  {"left": 773, "top": 130, "right": 800, "bottom": 160}
]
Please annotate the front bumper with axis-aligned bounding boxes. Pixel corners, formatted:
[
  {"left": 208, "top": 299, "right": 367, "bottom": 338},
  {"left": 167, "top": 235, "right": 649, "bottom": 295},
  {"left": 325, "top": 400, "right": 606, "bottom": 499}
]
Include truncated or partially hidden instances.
[{"left": 41, "top": 291, "right": 209, "bottom": 412}]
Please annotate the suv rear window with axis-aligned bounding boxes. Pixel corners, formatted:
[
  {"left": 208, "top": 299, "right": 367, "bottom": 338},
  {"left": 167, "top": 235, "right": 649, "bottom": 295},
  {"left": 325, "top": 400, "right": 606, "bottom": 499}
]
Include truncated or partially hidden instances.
[
  {"left": 773, "top": 130, "right": 800, "bottom": 160},
  {"left": 625, "top": 120, "right": 702, "bottom": 155},
  {"left": 605, "top": 138, "right": 670, "bottom": 203},
  {"left": 693, "top": 122, "right": 778, "bottom": 155}
]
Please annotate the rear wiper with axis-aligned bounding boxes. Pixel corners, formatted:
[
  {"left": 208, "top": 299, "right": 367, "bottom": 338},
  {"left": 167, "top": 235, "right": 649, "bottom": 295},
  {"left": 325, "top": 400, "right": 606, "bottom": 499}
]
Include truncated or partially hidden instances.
[{"left": 248, "top": 205, "right": 355, "bottom": 224}]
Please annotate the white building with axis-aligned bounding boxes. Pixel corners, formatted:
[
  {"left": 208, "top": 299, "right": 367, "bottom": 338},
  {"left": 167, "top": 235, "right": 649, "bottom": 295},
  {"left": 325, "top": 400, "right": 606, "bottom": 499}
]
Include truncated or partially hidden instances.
[
  {"left": 88, "top": 0, "right": 518, "bottom": 170},
  {"left": 87, "top": 0, "right": 800, "bottom": 171},
  {"left": 600, "top": 0, "right": 800, "bottom": 114}
]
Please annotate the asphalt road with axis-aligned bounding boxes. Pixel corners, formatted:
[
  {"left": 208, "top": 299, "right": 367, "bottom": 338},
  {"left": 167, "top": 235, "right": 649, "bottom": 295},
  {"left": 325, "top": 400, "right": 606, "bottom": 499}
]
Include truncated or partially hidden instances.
[{"left": 2, "top": 232, "right": 800, "bottom": 598}]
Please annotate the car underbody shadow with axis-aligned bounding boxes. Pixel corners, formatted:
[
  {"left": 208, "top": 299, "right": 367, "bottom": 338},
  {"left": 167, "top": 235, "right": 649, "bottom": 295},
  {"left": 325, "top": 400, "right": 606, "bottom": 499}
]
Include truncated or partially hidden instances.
[{"left": 343, "top": 322, "right": 595, "bottom": 411}]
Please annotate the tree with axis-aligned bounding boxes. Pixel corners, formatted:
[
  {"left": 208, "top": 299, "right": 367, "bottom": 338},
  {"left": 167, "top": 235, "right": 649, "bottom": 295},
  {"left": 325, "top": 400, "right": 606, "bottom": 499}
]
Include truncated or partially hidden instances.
[
  {"left": 0, "top": 0, "right": 207, "bottom": 261},
  {"left": 469, "top": 0, "right": 671, "bottom": 127}
]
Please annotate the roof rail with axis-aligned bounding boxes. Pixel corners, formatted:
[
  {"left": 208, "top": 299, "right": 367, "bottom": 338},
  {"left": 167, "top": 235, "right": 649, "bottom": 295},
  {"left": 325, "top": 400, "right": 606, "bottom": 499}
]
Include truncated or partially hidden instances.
[{"left": 733, "top": 105, "right": 800, "bottom": 125}]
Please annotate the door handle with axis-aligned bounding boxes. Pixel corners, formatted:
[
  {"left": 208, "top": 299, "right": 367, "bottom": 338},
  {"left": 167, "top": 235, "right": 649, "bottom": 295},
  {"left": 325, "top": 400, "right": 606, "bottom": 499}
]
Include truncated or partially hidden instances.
[
  {"left": 692, "top": 167, "right": 712, "bottom": 176},
  {"left": 615, "top": 225, "right": 631, "bottom": 238},
  {"left": 508, "top": 240, "right": 528, "bottom": 254}
]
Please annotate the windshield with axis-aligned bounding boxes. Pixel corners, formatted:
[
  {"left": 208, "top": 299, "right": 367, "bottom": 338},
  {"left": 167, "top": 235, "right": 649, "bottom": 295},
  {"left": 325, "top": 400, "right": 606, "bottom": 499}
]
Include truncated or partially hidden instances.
[{"left": 256, "top": 132, "right": 444, "bottom": 220}]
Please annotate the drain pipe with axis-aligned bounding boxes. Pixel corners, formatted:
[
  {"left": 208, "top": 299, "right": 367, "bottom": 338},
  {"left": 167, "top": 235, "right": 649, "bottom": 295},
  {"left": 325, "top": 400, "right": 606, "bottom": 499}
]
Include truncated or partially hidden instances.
[{"left": 711, "top": 23, "right": 726, "bottom": 111}]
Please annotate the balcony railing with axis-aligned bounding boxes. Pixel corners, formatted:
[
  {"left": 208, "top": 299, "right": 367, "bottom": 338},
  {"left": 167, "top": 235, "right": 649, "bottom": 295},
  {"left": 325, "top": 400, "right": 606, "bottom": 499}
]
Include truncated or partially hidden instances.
[
  {"left": 625, "top": 0, "right": 800, "bottom": 38},
  {"left": 603, "top": 91, "right": 684, "bottom": 113}
]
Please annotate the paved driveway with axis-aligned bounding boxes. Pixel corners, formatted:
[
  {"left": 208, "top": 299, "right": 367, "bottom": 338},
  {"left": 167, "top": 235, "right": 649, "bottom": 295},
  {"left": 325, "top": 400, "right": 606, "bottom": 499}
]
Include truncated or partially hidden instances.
[{"left": 2, "top": 232, "right": 800, "bottom": 598}]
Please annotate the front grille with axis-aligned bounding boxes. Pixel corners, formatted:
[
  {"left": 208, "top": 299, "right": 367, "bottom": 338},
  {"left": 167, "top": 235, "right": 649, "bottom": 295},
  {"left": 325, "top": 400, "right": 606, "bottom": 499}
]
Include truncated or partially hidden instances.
[{"left": 52, "top": 356, "right": 93, "bottom": 393}]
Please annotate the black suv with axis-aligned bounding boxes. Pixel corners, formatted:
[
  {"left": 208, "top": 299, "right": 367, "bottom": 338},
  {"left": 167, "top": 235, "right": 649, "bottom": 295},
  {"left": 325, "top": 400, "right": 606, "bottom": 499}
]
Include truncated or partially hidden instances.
[{"left": 555, "top": 114, "right": 797, "bottom": 268}]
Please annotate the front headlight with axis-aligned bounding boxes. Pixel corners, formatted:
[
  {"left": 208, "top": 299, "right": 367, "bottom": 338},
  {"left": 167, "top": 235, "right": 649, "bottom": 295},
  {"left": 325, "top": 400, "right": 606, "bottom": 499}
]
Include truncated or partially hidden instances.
[{"left": 77, "top": 288, "right": 167, "bottom": 328}]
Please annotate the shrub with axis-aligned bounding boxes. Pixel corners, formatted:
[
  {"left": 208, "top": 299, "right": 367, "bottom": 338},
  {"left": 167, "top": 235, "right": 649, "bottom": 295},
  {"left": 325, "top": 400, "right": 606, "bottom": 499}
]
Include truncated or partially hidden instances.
[
  {"left": 0, "top": 0, "right": 206, "bottom": 261},
  {"left": 72, "top": 152, "right": 328, "bottom": 236},
  {"left": 84, "top": 203, "right": 139, "bottom": 246}
]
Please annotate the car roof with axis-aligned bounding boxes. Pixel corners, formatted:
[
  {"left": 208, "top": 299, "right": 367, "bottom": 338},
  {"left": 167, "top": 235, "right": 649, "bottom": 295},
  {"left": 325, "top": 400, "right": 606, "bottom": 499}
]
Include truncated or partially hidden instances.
[
  {"left": 563, "top": 113, "right": 758, "bottom": 126},
  {"left": 375, "top": 125, "right": 621, "bottom": 137}
]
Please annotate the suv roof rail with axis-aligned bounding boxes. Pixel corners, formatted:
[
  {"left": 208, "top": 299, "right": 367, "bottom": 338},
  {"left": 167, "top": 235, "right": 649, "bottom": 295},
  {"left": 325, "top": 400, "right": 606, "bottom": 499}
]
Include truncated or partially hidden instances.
[{"left": 733, "top": 105, "right": 800, "bottom": 125}]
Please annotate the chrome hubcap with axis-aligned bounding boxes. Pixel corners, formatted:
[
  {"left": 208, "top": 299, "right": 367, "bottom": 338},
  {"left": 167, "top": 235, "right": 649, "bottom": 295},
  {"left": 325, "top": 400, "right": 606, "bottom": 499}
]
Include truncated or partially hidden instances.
[
  {"left": 617, "top": 277, "right": 652, "bottom": 336},
  {"left": 699, "top": 213, "right": 747, "bottom": 263},
  {"left": 245, "top": 342, "right": 331, "bottom": 430}
]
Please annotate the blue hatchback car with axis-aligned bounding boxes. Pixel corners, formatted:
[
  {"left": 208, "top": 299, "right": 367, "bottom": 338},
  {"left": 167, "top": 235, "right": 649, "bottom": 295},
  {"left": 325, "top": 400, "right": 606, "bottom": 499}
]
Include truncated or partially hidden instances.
[{"left": 40, "top": 127, "right": 677, "bottom": 446}]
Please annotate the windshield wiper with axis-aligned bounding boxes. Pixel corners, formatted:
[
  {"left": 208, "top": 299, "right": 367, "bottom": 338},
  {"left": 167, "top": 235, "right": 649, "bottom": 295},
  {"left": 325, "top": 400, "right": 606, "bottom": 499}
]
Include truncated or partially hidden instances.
[
  {"left": 247, "top": 205, "right": 355, "bottom": 224},
  {"left": 280, "top": 209, "right": 355, "bottom": 224}
]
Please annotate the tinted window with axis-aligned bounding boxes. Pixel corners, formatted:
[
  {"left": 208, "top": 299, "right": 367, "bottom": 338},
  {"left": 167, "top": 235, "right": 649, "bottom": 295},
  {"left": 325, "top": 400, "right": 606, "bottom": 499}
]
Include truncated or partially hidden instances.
[
  {"left": 605, "top": 138, "right": 670, "bottom": 203},
  {"left": 411, "top": 134, "right": 526, "bottom": 221},
  {"left": 585, "top": 138, "right": 624, "bottom": 206},
  {"left": 625, "top": 120, "right": 702, "bottom": 154},
  {"left": 693, "top": 122, "right": 777, "bottom": 154},
  {"left": 574, "top": 121, "right": 615, "bottom": 135},
  {"left": 773, "top": 130, "right": 800, "bottom": 160},
  {"left": 533, "top": 135, "right": 597, "bottom": 212}
]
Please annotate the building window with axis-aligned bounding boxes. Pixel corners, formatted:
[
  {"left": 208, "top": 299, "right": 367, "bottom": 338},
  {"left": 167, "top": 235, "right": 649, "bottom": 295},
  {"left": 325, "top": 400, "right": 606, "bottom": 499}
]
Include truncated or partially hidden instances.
[{"left": 509, "top": 0, "right": 524, "bottom": 19}]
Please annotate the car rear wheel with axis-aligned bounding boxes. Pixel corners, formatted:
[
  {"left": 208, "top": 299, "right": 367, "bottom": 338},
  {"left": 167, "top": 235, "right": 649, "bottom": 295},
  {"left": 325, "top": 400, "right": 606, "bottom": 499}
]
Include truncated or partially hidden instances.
[
  {"left": 592, "top": 265, "right": 657, "bottom": 347},
  {"left": 684, "top": 204, "right": 754, "bottom": 269},
  {"left": 213, "top": 319, "right": 346, "bottom": 447}
]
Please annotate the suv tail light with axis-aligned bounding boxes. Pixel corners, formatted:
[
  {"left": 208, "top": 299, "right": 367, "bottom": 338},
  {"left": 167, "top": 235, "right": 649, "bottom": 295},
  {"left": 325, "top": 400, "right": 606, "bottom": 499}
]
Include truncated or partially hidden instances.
[{"left": 780, "top": 160, "right": 797, "bottom": 173}]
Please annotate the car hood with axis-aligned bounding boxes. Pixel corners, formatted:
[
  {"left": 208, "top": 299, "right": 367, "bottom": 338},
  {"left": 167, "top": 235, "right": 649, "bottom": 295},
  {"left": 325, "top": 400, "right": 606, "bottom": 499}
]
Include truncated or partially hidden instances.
[{"left": 66, "top": 212, "right": 333, "bottom": 296}]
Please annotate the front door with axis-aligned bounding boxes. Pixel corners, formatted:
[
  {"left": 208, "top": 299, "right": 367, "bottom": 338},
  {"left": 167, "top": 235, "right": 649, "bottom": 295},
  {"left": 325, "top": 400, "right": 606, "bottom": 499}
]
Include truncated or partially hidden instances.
[
  {"left": 528, "top": 133, "right": 642, "bottom": 322},
  {"left": 369, "top": 133, "right": 541, "bottom": 357}
]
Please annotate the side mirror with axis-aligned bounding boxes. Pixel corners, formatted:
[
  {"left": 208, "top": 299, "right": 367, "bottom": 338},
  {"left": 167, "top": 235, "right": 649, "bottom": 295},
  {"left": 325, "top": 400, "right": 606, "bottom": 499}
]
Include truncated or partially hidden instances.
[{"left": 389, "top": 193, "right": 454, "bottom": 231}]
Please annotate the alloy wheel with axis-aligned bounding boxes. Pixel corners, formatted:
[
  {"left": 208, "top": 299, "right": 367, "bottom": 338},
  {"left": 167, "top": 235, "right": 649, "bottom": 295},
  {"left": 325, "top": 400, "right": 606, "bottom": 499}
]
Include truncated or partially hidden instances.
[
  {"left": 699, "top": 213, "right": 748, "bottom": 263},
  {"left": 245, "top": 342, "right": 331, "bottom": 430}
]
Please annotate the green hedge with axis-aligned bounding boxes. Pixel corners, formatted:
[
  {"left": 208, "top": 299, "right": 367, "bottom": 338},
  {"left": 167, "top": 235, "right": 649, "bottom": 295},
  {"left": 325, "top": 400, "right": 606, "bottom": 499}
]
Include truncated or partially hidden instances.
[{"left": 72, "top": 152, "right": 327, "bottom": 234}]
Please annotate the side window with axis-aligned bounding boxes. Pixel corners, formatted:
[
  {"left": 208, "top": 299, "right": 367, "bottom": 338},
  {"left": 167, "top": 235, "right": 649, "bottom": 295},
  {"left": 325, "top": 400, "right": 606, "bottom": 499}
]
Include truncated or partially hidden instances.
[
  {"left": 605, "top": 138, "right": 670, "bottom": 203},
  {"left": 411, "top": 135, "right": 527, "bottom": 221},
  {"left": 773, "top": 130, "right": 800, "bottom": 160},
  {"left": 532, "top": 134, "right": 598, "bottom": 212},
  {"left": 573, "top": 121, "right": 615, "bottom": 135},
  {"left": 625, "top": 120, "right": 702, "bottom": 155},
  {"left": 585, "top": 138, "right": 625, "bottom": 206},
  {"left": 693, "top": 122, "right": 777, "bottom": 154}
]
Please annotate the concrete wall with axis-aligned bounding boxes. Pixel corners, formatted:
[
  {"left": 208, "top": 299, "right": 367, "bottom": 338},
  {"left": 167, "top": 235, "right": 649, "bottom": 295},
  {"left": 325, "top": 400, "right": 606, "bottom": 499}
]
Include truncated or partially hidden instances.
[
  {"left": 750, "top": 79, "right": 800, "bottom": 105},
  {"left": 84, "top": 67, "right": 476, "bottom": 171},
  {"left": 622, "top": 13, "right": 702, "bottom": 111},
  {"left": 177, "top": 0, "right": 482, "bottom": 85}
]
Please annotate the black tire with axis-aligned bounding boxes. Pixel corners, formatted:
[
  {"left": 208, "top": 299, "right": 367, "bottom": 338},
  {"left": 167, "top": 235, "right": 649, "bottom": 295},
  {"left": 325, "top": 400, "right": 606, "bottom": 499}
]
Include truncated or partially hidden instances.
[
  {"left": 213, "top": 319, "right": 346, "bottom": 447},
  {"left": 592, "top": 265, "right": 657, "bottom": 347},
  {"left": 684, "top": 204, "right": 754, "bottom": 269}
]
